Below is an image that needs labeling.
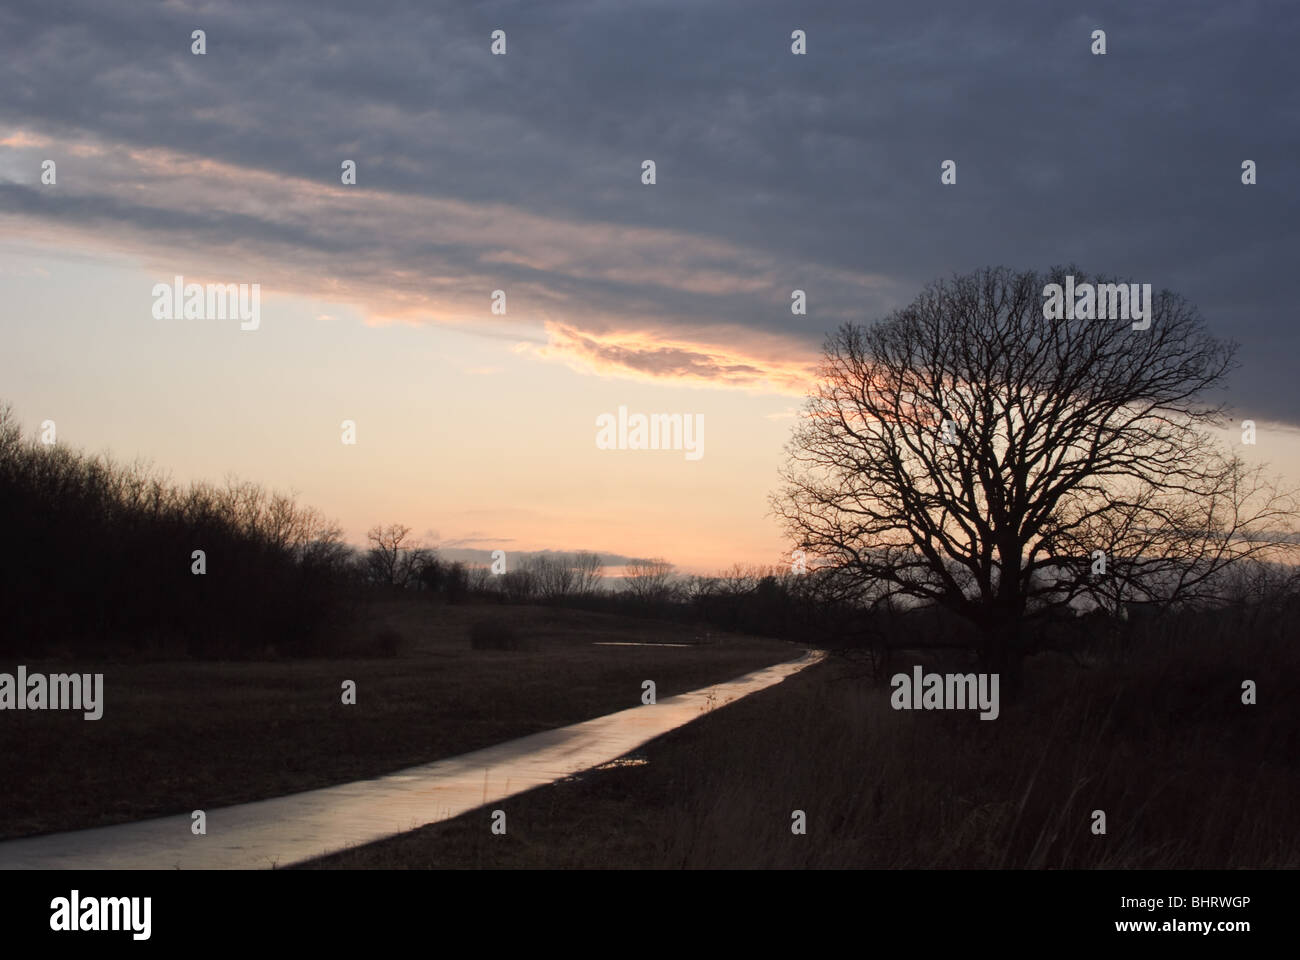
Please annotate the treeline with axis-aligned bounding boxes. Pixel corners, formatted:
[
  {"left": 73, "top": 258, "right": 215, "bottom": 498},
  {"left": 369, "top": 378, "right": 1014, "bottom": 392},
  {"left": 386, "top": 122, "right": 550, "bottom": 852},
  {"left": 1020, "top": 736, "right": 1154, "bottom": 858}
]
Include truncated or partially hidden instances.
[
  {"left": 359, "top": 527, "right": 605, "bottom": 604},
  {"left": 8, "top": 401, "right": 1294, "bottom": 663},
  {"left": 469, "top": 558, "right": 866, "bottom": 649},
  {"left": 0, "top": 405, "right": 718, "bottom": 658},
  {"left": 336, "top": 523, "right": 864, "bottom": 648},
  {"left": 0, "top": 406, "right": 357, "bottom": 657},
  {"left": 462, "top": 552, "right": 1300, "bottom": 671}
]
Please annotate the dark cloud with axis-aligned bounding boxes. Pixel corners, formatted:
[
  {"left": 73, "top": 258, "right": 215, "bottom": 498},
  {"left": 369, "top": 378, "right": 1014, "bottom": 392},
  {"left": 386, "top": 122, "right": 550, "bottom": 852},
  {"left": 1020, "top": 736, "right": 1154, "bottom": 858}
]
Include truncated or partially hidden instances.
[{"left": 1, "top": 0, "right": 1296, "bottom": 417}]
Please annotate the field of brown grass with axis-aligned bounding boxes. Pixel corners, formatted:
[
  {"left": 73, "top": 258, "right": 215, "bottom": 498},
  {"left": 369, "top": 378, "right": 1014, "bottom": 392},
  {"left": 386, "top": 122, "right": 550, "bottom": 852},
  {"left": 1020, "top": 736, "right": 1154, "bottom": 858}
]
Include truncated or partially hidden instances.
[
  {"left": 0, "top": 600, "right": 795, "bottom": 840},
  {"left": 303, "top": 603, "right": 1299, "bottom": 868}
]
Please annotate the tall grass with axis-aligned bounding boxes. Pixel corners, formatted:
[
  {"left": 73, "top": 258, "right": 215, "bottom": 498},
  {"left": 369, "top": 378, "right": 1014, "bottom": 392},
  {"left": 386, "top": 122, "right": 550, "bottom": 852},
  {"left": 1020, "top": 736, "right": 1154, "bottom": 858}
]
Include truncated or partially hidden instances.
[
  {"left": 647, "top": 596, "right": 1299, "bottom": 867},
  {"left": 315, "top": 593, "right": 1299, "bottom": 868}
]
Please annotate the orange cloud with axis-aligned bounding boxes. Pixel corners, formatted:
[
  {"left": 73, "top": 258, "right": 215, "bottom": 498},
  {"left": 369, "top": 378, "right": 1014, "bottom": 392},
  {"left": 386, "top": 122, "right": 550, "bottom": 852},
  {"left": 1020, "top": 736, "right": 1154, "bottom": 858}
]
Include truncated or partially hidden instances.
[
  {"left": 530, "top": 322, "right": 818, "bottom": 395},
  {"left": 1, "top": 125, "right": 884, "bottom": 396}
]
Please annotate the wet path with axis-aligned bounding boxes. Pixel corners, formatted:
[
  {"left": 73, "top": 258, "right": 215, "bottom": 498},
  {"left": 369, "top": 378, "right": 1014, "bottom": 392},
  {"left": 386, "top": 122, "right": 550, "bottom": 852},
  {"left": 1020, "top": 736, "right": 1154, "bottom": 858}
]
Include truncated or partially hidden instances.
[{"left": 0, "top": 650, "right": 820, "bottom": 869}]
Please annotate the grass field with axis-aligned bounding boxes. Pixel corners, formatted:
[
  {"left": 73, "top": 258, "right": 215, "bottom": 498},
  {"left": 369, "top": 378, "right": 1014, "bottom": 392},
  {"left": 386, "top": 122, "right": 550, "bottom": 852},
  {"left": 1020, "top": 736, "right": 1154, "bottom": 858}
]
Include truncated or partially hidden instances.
[
  {"left": 0, "top": 601, "right": 796, "bottom": 840},
  {"left": 302, "top": 606, "right": 1300, "bottom": 868}
]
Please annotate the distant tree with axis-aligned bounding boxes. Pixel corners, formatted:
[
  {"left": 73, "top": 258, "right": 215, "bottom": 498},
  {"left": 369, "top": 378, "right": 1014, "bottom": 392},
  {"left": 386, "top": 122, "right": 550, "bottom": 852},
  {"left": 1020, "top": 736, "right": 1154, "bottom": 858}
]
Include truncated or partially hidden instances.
[
  {"left": 417, "top": 555, "right": 446, "bottom": 593},
  {"left": 466, "top": 564, "right": 496, "bottom": 596},
  {"left": 300, "top": 520, "right": 355, "bottom": 574},
  {"left": 525, "top": 554, "right": 574, "bottom": 601},
  {"left": 443, "top": 561, "right": 470, "bottom": 603},
  {"left": 365, "top": 523, "right": 430, "bottom": 590},
  {"left": 683, "top": 574, "right": 720, "bottom": 602},
  {"left": 625, "top": 557, "right": 676, "bottom": 602},
  {"left": 501, "top": 568, "right": 537, "bottom": 603},
  {"left": 569, "top": 551, "right": 605, "bottom": 596},
  {"left": 522, "top": 551, "right": 605, "bottom": 601},
  {"left": 715, "top": 563, "right": 762, "bottom": 598}
]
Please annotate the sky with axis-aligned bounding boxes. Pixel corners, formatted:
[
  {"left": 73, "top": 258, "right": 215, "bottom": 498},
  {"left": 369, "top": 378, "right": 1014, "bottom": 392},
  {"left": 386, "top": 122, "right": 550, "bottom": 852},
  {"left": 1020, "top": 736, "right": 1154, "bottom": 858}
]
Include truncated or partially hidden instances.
[{"left": 1, "top": 0, "right": 1297, "bottom": 574}]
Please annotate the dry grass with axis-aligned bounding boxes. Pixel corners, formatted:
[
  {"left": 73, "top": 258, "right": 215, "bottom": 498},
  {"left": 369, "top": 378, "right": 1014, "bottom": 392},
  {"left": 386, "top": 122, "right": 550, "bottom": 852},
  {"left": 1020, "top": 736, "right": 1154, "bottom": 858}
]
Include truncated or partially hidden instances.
[
  {"left": 0, "top": 601, "right": 794, "bottom": 840},
  {"left": 303, "top": 603, "right": 1299, "bottom": 868}
]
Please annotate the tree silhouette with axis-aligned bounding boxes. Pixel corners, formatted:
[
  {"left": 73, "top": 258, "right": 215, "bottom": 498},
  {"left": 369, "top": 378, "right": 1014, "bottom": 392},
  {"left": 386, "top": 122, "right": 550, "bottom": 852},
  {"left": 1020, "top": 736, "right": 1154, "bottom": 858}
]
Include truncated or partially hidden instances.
[
  {"left": 625, "top": 557, "right": 676, "bottom": 602},
  {"left": 365, "top": 523, "right": 430, "bottom": 590},
  {"left": 523, "top": 551, "right": 604, "bottom": 601},
  {"left": 773, "top": 266, "right": 1297, "bottom": 693}
]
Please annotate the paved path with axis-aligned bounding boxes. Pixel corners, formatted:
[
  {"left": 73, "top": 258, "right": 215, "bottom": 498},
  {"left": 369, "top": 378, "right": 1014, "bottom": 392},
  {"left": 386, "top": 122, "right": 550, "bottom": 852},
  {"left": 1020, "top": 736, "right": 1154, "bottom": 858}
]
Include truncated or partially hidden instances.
[{"left": 0, "top": 650, "right": 820, "bottom": 869}]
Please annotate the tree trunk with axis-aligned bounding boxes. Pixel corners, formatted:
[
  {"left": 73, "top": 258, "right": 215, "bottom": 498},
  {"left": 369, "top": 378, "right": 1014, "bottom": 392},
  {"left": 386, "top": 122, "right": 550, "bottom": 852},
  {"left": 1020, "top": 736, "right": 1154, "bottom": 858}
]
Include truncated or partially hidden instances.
[{"left": 979, "top": 621, "right": 1025, "bottom": 704}]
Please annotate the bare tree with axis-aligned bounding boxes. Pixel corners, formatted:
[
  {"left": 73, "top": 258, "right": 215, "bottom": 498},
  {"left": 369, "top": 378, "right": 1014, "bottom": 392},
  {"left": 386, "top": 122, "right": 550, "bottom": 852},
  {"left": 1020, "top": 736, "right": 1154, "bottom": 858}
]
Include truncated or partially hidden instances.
[
  {"left": 366, "top": 523, "right": 431, "bottom": 590},
  {"left": 500, "top": 567, "right": 537, "bottom": 603},
  {"left": 714, "top": 563, "right": 761, "bottom": 598},
  {"left": 625, "top": 557, "right": 676, "bottom": 602},
  {"left": 524, "top": 554, "right": 573, "bottom": 601},
  {"left": 683, "top": 574, "right": 720, "bottom": 602},
  {"left": 300, "top": 519, "right": 355, "bottom": 574},
  {"left": 569, "top": 551, "right": 604, "bottom": 596},
  {"left": 773, "top": 266, "right": 1298, "bottom": 692},
  {"left": 523, "top": 551, "right": 605, "bottom": 600},
  {"left": 466, "top": 564, "right": 495, "bottom": 595}
]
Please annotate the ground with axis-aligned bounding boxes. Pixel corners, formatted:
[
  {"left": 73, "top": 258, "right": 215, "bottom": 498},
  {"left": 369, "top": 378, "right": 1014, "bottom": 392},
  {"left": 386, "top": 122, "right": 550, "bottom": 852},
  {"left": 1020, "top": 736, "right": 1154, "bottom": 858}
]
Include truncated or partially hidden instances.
[
  {"left": 301, "top": 613, "right": 1299, "bottom": 868},
  {"left": 0, "top": 600, "right": 795, "bottom": 840}
]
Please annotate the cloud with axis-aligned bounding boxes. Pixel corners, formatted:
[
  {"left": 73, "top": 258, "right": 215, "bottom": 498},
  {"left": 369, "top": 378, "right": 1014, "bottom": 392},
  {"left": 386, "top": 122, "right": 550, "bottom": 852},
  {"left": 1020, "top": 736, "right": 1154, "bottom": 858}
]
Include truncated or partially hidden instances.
[
  {"left": 530, "top": 322, "right": 817, "bottom": 394},
  {"left": 0, "top": 124, "right": 881, "bottom": 392},
  {"left": 0, "top": 0, "right": 1296, "bottom": 418}
]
